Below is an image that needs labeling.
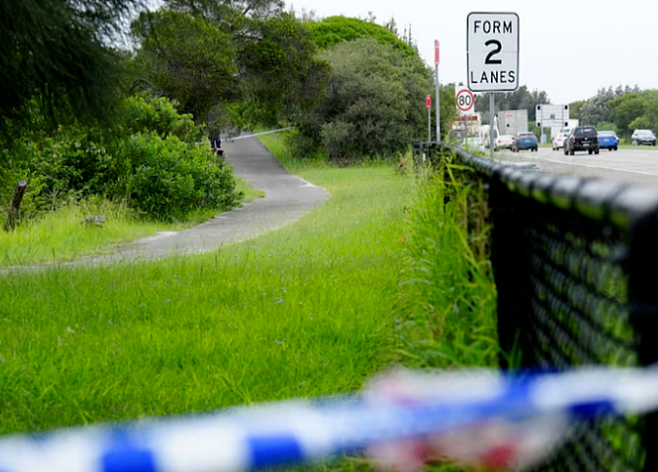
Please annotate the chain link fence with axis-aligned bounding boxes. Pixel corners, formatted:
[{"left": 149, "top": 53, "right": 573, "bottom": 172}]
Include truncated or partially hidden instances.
[{"left": 438, "top": 144, "right": 658, "bottom": 472}]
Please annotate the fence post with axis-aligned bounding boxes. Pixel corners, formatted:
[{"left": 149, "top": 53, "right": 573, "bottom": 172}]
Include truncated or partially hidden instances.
[
  {"left": 628, "top": 210, "right": 658, "bottom": 472},
  {"left": 4, "top": 179, "right": 27, "bottom": 232},
  {"left": 489, "top": 169, "right": 526, "bottom": 370}
]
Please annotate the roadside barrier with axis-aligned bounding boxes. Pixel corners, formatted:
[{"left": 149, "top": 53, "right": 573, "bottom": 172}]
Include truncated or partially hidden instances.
[{"left": 438, "top": 143, "right": 658, "bottom": 472}]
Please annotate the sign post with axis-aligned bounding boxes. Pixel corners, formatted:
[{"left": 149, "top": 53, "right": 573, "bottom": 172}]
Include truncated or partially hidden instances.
[
  {"left": 426, "top": 94, "right": 432, "bottom": 142},
  {"left": 434, "top": 40, "right": 440, "bottom": 144},
  {"left": 467, "top": 12, "right": 519, "bottom": 159}
]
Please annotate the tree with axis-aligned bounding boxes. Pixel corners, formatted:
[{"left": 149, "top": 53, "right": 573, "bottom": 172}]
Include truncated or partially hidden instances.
[
  {"left": 130, "top": 10, "right": 239, "bottom": 123},
  {"left": 298, "top": 38, "right": 432, "bottom": 161},
  {"left": 307, "top": 16, "right": 415, "bottom": 57},
  {"left": 237, "top": 13, "right": 330, "bottom": 126},
  {"left": 162, "top": 0, "right": 284, "bottom": 37},
  {"left": 0, "top": 0, "right": 147, "bottom": 134}
]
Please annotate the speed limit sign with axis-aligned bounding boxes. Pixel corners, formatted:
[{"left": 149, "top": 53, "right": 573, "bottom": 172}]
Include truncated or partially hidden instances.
[{"left": 456, "top": 88, "right": 474, "bottom": 113}]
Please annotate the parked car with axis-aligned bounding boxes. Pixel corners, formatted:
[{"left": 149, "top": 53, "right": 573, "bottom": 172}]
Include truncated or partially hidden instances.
[
  {"left": 552, "top": 131, "right": 570, "bottom": 151},
  {"left": 495, "top": 134, "right": 515, "bottom": 150},
  {"left": 564, "top": 126, "right": 600, "bottom": 155},
  {"left": 631, "top": 129, "right": 657, "bottom": 146},
  {"left": 512, "top": 132, "right": 538, "bottom": 152},
  {"left": 598, "top": 130, "right": 619, "bottom": 151}
]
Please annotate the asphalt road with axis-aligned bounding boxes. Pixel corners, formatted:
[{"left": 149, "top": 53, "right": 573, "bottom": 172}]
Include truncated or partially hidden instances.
[{"left": 494, "top": 146, "right": 658, "bottom": 190}]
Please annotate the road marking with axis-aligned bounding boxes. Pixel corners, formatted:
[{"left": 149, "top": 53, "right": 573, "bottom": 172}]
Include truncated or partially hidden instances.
[{"left": 523, "top": 155, "right": 658, "bottom": 177}]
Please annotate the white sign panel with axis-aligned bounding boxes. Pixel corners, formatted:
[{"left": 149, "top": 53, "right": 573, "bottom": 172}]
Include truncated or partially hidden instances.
[
  {"left": 536, "top": 104, "right": 570, "bottom": 128},
  {"left": 467, "top": 12, "right": 519, "bottom": 92}
]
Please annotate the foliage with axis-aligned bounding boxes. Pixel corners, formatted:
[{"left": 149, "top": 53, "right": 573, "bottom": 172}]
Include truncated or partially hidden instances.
[
  {"left": 130, "top": 10, "right": 239, "bottom": 122},
  {"left": 569, "top": 85, "right": 642, "bottom": 135},
  {"left": 0, "top": 158, "right": 412, "bottom": 434},
  {"left": 596, "top": 121, "right": 616, "bottom": 131},
  {"left": 108, "top": 132, "right": 240, "bottom": 220},
  {"left": 163, "top": 0, "right": 284, "bottom": 29},
  {"left": 0, "top": 0, "right": 147, "bottom": 136},
  {"left": 396, "top": 159, "right": 498, "bottom": 368},
  {"left": 475, "top": 85, "right": 550, "bottom": 122},
  {"left": 295, "top": 38, "right": 432, "bottom": 162},
  {"left": 307, "top": 16, "right": 416, "bottom": 57},
  {"left": 115, "top": 94, "right": 205, "bottom": 143},
  {"left": 0, "top": 94, "right": 241, "bottom": 222},
  {"left": 608, "top": 89, "right": 658, "bottom": 136},
  {"left": 238, "top": 13, "right": 330, "bottom": 127}
]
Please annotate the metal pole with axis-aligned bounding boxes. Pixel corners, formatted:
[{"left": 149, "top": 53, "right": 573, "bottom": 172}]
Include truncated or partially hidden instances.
[
  {"left": 428, "top": 106, "right": 431, "bottom": 143},
  {"left": 489, "top": 93, "right": 495, "bottom": 160},
  {"left": 435, "top": 64, "right": 440, "bottom": 144}
]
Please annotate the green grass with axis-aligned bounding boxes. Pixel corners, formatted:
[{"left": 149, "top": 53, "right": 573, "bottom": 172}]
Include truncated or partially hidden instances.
[
  {"left": 0, "top": 137, "right": 500, "bottom": 472},
  {"left": 0, "top": 176, "right": 264, "bottom": 268},
  {"left": 395, "top": 161, "right": 499, "bottom": 369},
  {"left": 0, "top": 152, "right": 413, "bottom": 434}
]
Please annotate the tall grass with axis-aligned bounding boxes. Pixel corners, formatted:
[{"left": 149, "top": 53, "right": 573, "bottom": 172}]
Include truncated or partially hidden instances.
[
  {"left": 0, "top": 158, "right": 413, "bottom": 434},
  {"left": 0, "top": 176, "right": 262, "bottom": 268},
  {"left": 395, "top": 159, "right": 499, "bottom": 369},
  {"left": 0, "top": 138, "right": 500, "bottom": 472}
]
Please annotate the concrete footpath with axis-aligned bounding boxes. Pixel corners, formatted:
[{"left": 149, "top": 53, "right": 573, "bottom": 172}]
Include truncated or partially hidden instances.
[{"left": 103, "top": 138, "right": 329, "bottom": 261}]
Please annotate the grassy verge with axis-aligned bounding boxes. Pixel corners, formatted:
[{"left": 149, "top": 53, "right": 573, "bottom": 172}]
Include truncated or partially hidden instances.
[
  {"left": 395, "top": 159, "right": 499, "bottom": 369},
  {"left": 0, "top": 145, "right": 413, "bottom": 435},
  {"left": 0, "top": 176, "right": 263, "bottom": 268}
]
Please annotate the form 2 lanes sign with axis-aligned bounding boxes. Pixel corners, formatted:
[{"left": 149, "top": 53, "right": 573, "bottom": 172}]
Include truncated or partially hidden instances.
[{"left": 467, "top": 12, "right": 519, "bottom": 92}]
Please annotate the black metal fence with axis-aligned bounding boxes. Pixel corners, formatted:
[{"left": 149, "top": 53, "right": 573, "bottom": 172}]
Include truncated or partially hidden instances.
[{"left": 440, "top": 144, "right": 658, "bottom": 472}]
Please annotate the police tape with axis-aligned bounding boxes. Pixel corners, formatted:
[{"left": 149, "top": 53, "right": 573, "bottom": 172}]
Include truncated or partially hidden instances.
[{"left": 1, "top": 366, "right": 657, "bottom": 472}]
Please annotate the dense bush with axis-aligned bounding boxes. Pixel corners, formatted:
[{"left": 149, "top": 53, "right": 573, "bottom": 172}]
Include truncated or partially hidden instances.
[
  {"left": 0, "top": 94, "right": 241, "bottom": 223},
  {"left": 295, "top": 38, "right": 432, "bottom": 162},
  {"left": 108, "top": 132, "right": 239, "bottom": 220}
]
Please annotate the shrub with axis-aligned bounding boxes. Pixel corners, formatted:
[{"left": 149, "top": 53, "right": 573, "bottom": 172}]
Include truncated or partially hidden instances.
[
  {"left": 114, "top": 94, "right": 204, "bottom": 144},
  {"left": 109, "top": 132, "right": 240, "bottom": 221}
]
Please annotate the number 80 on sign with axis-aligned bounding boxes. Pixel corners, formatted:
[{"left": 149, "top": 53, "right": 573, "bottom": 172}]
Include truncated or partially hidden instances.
[{"left": 456, "top": 89, "right": 474, "bottom": 113}]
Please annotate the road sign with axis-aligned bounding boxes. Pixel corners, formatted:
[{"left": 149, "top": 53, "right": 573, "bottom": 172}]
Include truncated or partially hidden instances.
[
  {"left": 456, "top": 88, "right": 474, "bottom": 113},
  {"left": 434, "top": 40, "right": 440, "bottom": 65},
  {"left": 467, "top": 12, "right": 519, "bottom": 92},
  {"left": 536, "top": 104, "right": 570, "bottom": 128},
  {"left": 426, "top": 94, "right": 432, "bottom": 108}
]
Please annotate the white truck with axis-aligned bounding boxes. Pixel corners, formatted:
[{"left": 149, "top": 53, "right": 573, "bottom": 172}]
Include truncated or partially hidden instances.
[{"left": 496, "top": 110, "right": 528, "bottom": 137}]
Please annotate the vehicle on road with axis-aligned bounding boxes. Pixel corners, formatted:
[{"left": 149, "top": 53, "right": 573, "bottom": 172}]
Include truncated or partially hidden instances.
[
  {"left": 552, "top": 131, "right": 570, "bottom": 150},
  {"left": 564, "top": 126, "right": 600, "bottom": 155},
  {"left": 598, "top": 131, "right": 619, "bottom": 151},
  {"left": 512, "top": 132, "right": 538, "bottom": 152},
  {"left": 631, "top": 129, "right": 657, "bottom": 146},
  {"left": 495, "top": 134, "right": 515, "bottom": 151}
]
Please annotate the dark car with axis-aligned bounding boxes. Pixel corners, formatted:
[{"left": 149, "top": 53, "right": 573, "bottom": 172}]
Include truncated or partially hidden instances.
[
  {"left": 631, "top": 129, "right": 657, "bottom": 146},
  {"left": 564, "top": 126, "right": 600, "bottom": 155},
  {"left": 512, "top": 132, "right": 538, "bottom": 152},
  {"left": 598, "top": 131, "right": 619, "bottom": 151}
]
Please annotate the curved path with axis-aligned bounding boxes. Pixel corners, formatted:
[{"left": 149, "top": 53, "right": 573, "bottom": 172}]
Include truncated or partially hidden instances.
[
  {"left": 107, "top": 138, "right": 329, "bottom": 261},
  {"left": 0, "top": 138, "right": 329, "bottom": 273}
]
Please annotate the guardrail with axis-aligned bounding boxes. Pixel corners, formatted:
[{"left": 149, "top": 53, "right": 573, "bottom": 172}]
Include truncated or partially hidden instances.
[{"left": 435, "top": 143, "right": 658, "bottom": 472}]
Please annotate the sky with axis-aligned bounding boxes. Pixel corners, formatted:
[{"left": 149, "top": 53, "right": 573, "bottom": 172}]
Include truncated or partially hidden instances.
[{"left": 285, "top": 0, "right": 658, "bottom": 105}]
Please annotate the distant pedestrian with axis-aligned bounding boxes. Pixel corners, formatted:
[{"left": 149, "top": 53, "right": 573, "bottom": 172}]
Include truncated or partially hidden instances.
[{"left": 208, "top": 128, "right": 223, "bottom": 156}]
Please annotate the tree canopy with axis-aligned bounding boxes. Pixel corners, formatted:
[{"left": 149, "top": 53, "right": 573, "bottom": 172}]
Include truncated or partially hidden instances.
[
  {"left": 131, "top": 10, "right": 239, "bottom": 121},
  {"left": 294, "top": 38, "right": 431, "bottom": 161},
  {"left": 0, "top": 0, "right": 147, "bottom": 132},
  {"left": 307, "top": 16, "right": 416, "bottom": 57}
]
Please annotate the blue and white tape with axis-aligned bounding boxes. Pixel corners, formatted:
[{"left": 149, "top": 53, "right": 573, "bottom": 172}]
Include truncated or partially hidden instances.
[{"left": 1, "top": 366, "right": 657, "bottom": 472}]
